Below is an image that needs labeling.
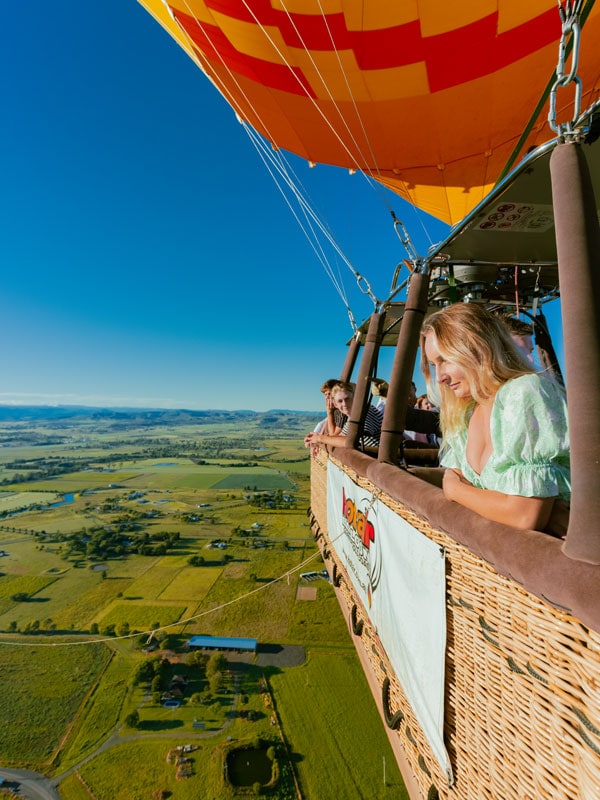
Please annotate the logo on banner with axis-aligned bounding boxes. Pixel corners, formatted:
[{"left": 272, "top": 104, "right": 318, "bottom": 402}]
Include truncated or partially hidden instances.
[{"left": 341, "top": 487, "right": 382, "bottom": 606}]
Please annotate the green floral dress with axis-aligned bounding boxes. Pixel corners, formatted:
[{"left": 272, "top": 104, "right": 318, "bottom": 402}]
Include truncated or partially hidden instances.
[{"left": 440, "top": 374, "right": 571, "bottom": 500}]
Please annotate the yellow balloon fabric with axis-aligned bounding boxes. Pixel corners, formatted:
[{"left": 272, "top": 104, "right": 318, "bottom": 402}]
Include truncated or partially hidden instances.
[{"left": 138, "top": 1, "right": 600, "bottom": 223}]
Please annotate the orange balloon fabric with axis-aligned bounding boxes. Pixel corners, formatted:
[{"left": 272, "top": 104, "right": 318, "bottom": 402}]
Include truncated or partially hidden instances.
[{"left": 138, "top": 1, "right": 600, "bottom": 223}]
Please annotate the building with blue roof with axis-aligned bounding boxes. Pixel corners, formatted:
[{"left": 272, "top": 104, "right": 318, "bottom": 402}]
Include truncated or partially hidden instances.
[{"left": 187, "top": 634, "right": 257, "bottom": 653}]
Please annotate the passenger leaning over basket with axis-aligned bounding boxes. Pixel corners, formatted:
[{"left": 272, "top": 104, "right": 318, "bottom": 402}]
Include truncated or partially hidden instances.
[
  {"left": 420, "top": 303, "right": 570, "bottom": 532},
  {"left": 304, "top": 381, "right": 382, "bottom": 451}
]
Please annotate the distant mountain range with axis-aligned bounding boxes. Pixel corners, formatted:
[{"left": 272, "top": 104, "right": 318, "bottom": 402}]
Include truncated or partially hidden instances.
[{"left": 0, "top": 405, "right": 321, "bottom": 424}]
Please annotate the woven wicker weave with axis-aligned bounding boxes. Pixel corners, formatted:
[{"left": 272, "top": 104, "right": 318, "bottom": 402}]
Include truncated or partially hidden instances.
[{"left": 310, "top": 454, "right": 600, "bottom": 800}]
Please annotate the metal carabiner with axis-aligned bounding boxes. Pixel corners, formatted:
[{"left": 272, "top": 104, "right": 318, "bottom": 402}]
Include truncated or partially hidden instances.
[{"left": 548, "top": 11, "right": 583, "bottom": 134}]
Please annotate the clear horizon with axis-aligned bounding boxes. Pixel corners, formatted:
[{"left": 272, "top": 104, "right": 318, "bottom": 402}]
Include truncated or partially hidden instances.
[
  {"left": 0, "top": 396, "right": 322, "bottom": 413},
  {"left": 1, "top": 3, "right": 564, "bottom": 413},
  {"left": 0, "top": 3, "right": 452, "bottom": 414}
]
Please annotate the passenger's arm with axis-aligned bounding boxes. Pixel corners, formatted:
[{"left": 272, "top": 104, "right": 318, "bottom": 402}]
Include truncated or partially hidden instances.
[
  {"left": 304, "top": 431, "right": 346, "bottom": 449},
  {"left": 442, "top": 469, "right": 555, "bottom": 531}
]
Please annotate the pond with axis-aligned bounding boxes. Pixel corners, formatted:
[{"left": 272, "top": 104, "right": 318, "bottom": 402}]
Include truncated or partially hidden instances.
[
  {"left": 226, "top": 746, "right": 272, "bottom": 787},
  {"left": 49, "top": 493, "right": 75, "bottom": 508}
]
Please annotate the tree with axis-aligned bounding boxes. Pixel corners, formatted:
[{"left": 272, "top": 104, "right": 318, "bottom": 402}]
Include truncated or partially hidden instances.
[
  {"left": 206, "top": 652, "right": 227, "bottom": 677},
  {"left": 134, "top": 660, "right": 156, "bottom": 685},
  {"left": 90, "top": 622, "right": 99, "bottom": 635},
  {"left": 209, "top": 670, "right": 224, "bottom": 694},
  {"left": 158, "top": 634, "right": 174, "bottom": 651},
  {"left": 125, "top": 710, "right": 140, "bottom": 728},
  {"left": 8, "top": 620, "right": 17, "bottom": 632},
  {"left": 187, "top": 650, "right": 208, "bottom": 670}
]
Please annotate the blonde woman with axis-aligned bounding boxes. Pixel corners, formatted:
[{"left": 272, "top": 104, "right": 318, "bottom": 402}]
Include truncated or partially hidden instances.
[{"left": 420, "top": 303, "right": 570, "bottom": 531}]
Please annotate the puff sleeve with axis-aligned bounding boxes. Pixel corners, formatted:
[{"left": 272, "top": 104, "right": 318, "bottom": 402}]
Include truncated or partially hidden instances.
[
  {"left": 484, "top": 374, "right": 570, "bottom": 499},
  {"left": 439, "top": 430, "right": 468, "bottom": 472}
]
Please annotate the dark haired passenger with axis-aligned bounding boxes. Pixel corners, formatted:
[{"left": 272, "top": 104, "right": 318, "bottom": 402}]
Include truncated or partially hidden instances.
[
  {"left": 502, "top": 316, "right": 535, "bottom": 364},
  {"left": 305, "top": 381, "right": 382, "bottom": 451},
  {"left": 371, "top": 378, "right": 389, "bottom": 411}
]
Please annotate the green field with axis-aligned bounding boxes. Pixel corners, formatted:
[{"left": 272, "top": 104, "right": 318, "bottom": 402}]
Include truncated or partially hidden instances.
[
  {"left": 0, "top": 640, "right": 111, "bottom": 764},
  {"left": 0, "top": 490, "right": 59, "bottom": 511},
  {"left": 0, "top": 412, "right": 406, "bottom": 800},
  {"left": 271, "top": 652, "right": 408, "bottom": 799}
]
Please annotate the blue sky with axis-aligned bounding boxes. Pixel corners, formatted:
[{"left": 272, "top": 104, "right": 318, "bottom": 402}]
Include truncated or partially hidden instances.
[{"left": 1, "top": 3, "right": 561, "bottom": 412}]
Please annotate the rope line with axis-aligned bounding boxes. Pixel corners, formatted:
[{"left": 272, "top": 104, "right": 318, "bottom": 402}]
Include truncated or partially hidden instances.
[
  {"left": 0, "top": 542, "right": 338, "bottom": 649},
  {"left": 157, "top": 0, "right": 437, "bottom": 309},
  {"left": 242, "top": 123, "right": 355, "bottom": 301},
  {"left": 162, "top": 0, "right": 381, "bottom": 316}
]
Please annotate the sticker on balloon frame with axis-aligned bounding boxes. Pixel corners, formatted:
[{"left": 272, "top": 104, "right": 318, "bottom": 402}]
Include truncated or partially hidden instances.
[{"left": 475, "top": 203, "right": 554, "bottom": 232}]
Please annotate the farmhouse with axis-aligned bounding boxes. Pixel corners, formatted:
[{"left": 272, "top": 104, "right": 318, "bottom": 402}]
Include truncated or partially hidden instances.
[{"left": 187, "top": 635, "right": 257, "bottom": 654}]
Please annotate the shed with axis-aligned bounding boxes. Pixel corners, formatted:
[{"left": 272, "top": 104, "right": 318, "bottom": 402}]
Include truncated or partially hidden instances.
[{"left": 187, "top": 635, "right": 257, "bottom": 653}]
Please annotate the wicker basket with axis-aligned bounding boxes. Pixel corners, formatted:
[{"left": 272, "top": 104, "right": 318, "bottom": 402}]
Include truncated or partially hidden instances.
[{"left": 310, "top": 453, "right": 600, "bottom": 800}]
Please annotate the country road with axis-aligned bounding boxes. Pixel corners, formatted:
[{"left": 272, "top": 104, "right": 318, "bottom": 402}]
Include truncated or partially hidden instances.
[
  {"left": 0, "top": 768, "right": 60, "bottom": 800},
  {"left": 0, "top": 648, "right": 302, "bottom": 800},
  {"left": 0, "top": 670, "right": 243, "bottom": 800}
]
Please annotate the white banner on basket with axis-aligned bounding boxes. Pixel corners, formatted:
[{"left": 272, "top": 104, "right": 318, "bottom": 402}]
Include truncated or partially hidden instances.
[{"left": 327, "top": 461, "right": 452, "bottom": 782}]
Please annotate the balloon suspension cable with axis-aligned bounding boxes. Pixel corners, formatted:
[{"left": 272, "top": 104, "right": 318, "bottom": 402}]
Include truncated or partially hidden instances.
[
  {"left": 347, "top": 307, "right": 359, "bottom": 333},
  {"left": 242, "top": 122, "right": 383, "bottom": 320},
  {"left": 391, "top": 210, "right": 419, "bottom": 270},
  {"left": 549, "top": 0, "right": 584, "bottom": 137}
]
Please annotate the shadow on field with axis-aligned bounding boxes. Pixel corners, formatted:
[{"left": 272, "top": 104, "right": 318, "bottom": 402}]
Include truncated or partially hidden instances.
[
  {"left": 255, "top": 644, "right": 306, "bottom": 668},
  {"left": 138, "top": 719, "right": 184, "bottom": 731},
  {"left": 236, "top": 709, "right": 266, "bottom": 722}
]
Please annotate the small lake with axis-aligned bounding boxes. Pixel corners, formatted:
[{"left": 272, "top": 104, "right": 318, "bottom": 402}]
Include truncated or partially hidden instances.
[
  {"left": 49, "top": 493, "right": 75, "bottom": 508},
  {"left": 226, "top": 747, "right": 272, "bottom": 786},
  {"left": 6, "top": 493, "right": 75, "bottom": 517}
]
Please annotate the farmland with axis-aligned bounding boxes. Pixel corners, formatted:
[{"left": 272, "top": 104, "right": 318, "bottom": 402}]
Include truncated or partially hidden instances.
[{"left": 0, "top": 406, "right": 406, "bottom": 800}]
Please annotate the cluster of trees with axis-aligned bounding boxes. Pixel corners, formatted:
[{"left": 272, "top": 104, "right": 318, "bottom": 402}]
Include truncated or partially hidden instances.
[
  {"left": 129, "top": 649, "right": 227, "bottom": 709},
  {"left": 189, "top": 651, "right": 228, "bottom": 702},
  {"left": 244, "top": 489, "right": 295, "bottom": 509},
  {"left": 4, "top": 615, "right": 176, "bottom": 639},
  {"left": 0, "top": 452, "right": 138, "bottom": 486},
  {"left": 188, "top": 553, "right": 234, "bottom": 566},
  {"left": 132, "top": 653, "right": 173, "bottom": 700},
  {"left": 6, "top": 617, "right": 57, "bottom": 634},
  {"left": 62, "top": 528, "right": 181, "bottom": 560}
]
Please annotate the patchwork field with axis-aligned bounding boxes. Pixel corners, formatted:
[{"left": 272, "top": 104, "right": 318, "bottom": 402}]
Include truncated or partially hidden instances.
[{"left": 0, "top": 409, "right": 405, "bottom": 800}]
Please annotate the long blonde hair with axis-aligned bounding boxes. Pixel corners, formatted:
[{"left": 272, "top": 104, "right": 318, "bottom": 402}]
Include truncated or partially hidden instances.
[{"left": 420, "top": 303, "right": 535, "bottom": 435}]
